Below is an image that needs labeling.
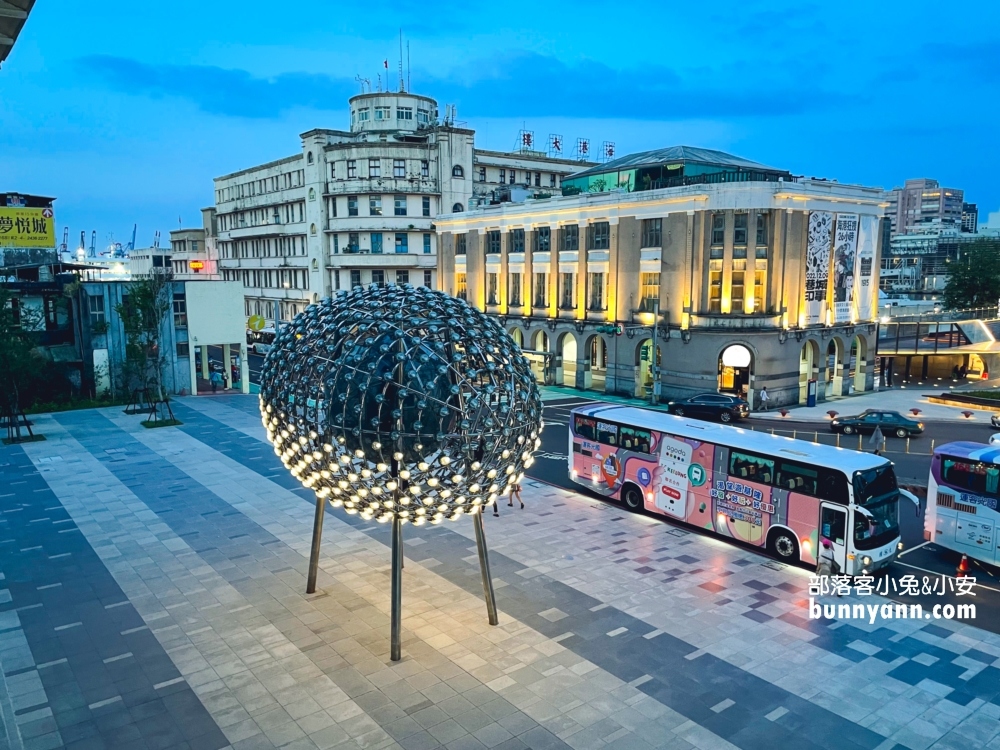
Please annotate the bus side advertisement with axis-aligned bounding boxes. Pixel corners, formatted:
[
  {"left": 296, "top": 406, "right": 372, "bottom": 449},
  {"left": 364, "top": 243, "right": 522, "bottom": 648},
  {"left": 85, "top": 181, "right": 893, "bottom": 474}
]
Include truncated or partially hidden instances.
[{"left": 571, "top": 416, "right": 821, "bottom": 564}]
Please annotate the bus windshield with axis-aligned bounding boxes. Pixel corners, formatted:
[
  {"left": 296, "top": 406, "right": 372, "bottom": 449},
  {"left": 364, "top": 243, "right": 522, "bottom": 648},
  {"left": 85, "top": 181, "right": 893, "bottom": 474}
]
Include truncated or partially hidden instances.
[{"left": 853, "top": 465, "right": 899, "bottom": 549}]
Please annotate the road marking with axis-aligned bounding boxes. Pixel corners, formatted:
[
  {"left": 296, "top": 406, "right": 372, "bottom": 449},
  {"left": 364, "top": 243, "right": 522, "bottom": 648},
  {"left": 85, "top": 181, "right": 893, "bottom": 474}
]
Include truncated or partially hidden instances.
[{"left": 897, "top": 541, "right": 931, "bottom": 558}]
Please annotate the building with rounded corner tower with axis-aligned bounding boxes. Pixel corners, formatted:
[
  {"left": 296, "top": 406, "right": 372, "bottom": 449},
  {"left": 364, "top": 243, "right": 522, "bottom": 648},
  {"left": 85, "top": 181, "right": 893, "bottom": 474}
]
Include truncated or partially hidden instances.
[{"left": 213, "top": 88, "right": 592, "bottom": 326}]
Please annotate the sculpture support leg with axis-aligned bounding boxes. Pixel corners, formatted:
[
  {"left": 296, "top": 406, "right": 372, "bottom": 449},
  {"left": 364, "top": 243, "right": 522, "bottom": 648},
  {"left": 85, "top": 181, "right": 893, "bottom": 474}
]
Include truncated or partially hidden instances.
[
  {"left": 473, "top": 511, "right": 499, "bottom": 626},
  {"left": 391, "top": 516, "right": 403, "bottom": 661},
  {"left": 306, "top": 495, "right": 325, "bottom": 594}
]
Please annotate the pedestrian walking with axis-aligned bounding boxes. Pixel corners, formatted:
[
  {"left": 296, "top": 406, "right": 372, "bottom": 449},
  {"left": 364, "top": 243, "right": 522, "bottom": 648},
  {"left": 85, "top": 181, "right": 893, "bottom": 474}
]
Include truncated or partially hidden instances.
[
  {"left": 960, "top": 364, "right": 967, "bottom": 379},
  {"left": 759, "top": 386, "right": 770, "bottom": 412},
  {"left": 816, "top": 539, "right": 842, "bottom": 596},
  {"left": 509, "top": 481, "right": 524, "bottom": 509},
  {"left": 210, "top": 370, "right": 223, "bottom": 394},
  {"left": 952, "top": 364, "right": 960, "bottom": 380},
  {"left": 869, "top": 425, "right": 885, "bottom": 456}
]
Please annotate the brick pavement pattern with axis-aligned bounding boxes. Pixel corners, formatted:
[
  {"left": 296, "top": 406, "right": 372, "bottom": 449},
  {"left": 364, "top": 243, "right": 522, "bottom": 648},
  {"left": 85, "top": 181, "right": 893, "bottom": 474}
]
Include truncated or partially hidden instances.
[{"left": 1, "top": 394, "right": 999, "bottom": 750}]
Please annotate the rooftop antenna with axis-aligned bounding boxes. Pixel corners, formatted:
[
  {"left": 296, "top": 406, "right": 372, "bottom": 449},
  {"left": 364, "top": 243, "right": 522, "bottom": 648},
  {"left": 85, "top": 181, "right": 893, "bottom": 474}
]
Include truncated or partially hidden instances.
[
  {"left": 398, "top": 29, "right": 404, "bottom": 92},
  {"left": 376, "top": 73, "right": 381, "bottom": 92},
  {"left": 407, "top": 41, "right": 411, "bottom": 92}
]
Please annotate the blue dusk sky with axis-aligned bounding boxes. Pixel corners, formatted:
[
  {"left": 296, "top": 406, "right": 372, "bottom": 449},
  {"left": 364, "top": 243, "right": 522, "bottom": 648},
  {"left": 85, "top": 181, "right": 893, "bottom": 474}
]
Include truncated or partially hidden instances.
[{"left": 2, "top": 0, "right": 998, "bottom": 248}]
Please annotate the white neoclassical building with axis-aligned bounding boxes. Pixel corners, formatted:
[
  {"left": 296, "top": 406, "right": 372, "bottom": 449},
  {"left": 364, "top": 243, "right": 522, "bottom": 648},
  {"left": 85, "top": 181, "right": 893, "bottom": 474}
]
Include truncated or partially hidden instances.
[
  {"left": 213, "top": 90, "right": 591, "bottom": 324},
  {"left": 436, "top": 147, "right": 889, "bottom": 408}
]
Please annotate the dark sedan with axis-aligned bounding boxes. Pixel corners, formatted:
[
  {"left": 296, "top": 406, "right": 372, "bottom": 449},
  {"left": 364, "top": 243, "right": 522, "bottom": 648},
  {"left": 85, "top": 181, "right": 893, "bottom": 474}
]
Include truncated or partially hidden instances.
[
  {"left": 665, "top": 393, "right": 749, "bottom": 423},
  {"left": 829, "top": 410, "right": 924, "bottom": 438}
]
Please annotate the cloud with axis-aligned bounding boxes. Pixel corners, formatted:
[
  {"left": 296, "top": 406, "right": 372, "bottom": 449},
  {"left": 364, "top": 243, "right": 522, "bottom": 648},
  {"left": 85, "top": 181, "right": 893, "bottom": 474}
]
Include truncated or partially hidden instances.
[
  {"left": 80, "top": 51, "right": 853, "bottom": 122},
  {"left": 77, "top": 55, "right": 356, "bottom": 119},
  {"left": 423, "top": 52, "right": 855, "bottom": 119},
  {"left": 919, "top": 39, "right": 1000, "bottom": 85}
]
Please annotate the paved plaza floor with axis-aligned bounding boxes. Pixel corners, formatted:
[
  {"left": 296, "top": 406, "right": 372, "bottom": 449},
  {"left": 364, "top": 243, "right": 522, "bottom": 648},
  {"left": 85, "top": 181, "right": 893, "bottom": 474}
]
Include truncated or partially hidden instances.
[{"left": 2, "top": 395, "right": 1000, "bottom": 750}]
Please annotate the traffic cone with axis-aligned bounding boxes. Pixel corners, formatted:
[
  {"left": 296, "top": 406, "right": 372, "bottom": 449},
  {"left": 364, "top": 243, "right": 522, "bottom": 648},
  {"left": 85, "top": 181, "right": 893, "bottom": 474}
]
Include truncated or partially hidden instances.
[{"left": 956, "top": 554, "right": 970, "bottom": 577}]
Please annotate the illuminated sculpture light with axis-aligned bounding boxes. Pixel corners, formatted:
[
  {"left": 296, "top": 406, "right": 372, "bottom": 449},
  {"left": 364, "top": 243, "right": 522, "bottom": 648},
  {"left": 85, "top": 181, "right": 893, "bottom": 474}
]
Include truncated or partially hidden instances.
[{"left": 259, "top": 284, "right": 542, "bottom": 660}]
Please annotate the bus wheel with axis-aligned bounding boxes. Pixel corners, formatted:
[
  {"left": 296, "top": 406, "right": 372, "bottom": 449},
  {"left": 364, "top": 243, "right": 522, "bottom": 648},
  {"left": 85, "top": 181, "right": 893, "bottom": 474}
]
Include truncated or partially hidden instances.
[
  {"left": 841, "top": 425, "right": 854, "bottom": 435},
  {"left": 622, "top": 484, "right": 644, "bottom": 512},
  {"left": 767, "top": 528, "right": 799, "bottom": 562}
]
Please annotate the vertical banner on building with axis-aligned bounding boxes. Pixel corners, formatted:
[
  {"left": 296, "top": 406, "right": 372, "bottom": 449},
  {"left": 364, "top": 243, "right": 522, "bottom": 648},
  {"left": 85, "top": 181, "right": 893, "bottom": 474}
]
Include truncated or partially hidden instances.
[
  {"left": 805, "top": 211, "right": 834, "bottom": 325},
  {"left": 853, "top": 214, "right": 877, "bottom": 322},
  {"left": 832, "top": 213, "right": 859, "bottom": 323}
]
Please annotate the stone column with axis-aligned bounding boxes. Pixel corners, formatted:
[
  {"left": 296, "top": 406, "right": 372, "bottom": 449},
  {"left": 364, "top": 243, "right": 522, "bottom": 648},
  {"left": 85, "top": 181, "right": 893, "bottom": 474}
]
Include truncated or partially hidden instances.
[{"left": 222, "top": 343, "right": 232, "bottom": 390}]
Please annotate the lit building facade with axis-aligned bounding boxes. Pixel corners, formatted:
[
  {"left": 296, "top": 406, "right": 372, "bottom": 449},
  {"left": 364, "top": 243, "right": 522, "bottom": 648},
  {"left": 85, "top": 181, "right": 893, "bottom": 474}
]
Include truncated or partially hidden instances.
[
  {"left": 214, "top": 90, "right": 590, "bottom": 324},
  {"left": 436, "top": 148, "right": 888, "bottom": 408}
]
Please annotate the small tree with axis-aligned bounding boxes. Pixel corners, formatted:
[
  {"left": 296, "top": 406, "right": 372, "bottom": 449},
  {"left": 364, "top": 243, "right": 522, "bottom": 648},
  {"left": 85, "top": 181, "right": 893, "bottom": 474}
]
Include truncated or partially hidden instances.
[
  {"left": 0, "top": 288, "right": 45, "bottom": 442},
  {"left": 943, "top": 239, "right": 1000, "bottom": 310},
  {"left": 116, "top": 274, "right": 175, "bottom": 421}
]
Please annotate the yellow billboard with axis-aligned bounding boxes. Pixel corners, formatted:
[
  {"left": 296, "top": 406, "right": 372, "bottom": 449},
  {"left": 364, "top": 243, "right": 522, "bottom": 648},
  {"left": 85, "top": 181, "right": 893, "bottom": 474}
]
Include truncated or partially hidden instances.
[{"left": 0, "top": 206, "right": 56, "bottom": 248}]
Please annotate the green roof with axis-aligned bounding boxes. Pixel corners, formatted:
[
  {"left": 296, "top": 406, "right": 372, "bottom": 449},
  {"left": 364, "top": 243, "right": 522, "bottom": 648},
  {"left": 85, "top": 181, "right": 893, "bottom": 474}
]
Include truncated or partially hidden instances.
[{"left": 569, "top": 146, "right": 783, "bottom": 180}]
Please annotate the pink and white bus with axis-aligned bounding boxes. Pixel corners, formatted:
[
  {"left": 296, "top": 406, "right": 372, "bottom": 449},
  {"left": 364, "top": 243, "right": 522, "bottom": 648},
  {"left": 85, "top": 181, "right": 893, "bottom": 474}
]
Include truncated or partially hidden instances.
[{"left": 569, "top": 405, "right": 903, "bottom": 574}]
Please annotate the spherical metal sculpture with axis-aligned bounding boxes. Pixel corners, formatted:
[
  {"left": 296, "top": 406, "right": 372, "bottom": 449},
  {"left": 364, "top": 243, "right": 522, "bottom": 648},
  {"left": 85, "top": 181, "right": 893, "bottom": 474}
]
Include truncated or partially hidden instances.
[{"left": 259, "top": 285, "right": 543, "bottom": 526}]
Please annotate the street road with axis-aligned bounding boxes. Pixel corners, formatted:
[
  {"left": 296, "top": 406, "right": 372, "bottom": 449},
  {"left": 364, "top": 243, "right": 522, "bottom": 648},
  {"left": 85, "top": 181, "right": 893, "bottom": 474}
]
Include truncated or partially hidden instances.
[
  {"left": 530, "top": 396, "right": 1000, "bottom": 634},
  {"left": 206, "top": 344, "right": 266, "bottom": 385}
]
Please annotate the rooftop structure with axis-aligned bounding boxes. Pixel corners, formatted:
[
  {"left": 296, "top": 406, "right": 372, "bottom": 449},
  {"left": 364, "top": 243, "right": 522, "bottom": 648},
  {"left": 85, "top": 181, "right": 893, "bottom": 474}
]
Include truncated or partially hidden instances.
[
  {"left": 562, "top": 146, "right": 792, "bottom": 194},
  {"left": 0, "top": 0, "right": 34, "bottom": 67}
]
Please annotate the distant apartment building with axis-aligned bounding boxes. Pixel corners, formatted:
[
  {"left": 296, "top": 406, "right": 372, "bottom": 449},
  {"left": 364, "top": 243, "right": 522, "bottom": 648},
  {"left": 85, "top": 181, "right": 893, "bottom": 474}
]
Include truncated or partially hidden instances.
[
  {"left": 214, "top": 90, "right": 593, "bottom": 324},
  {"left": 885, "top": 178, "right": 964, "bottom": 237},
  {"left": 168, "top": 208, "right": 221, "bottom": 280},
  {"left": 962, "top": 202, "right": 979, "bottom": 233}
]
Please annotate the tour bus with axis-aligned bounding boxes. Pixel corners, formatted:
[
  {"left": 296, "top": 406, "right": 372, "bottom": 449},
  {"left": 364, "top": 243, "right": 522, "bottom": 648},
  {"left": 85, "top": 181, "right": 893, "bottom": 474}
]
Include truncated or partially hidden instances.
[
  {"left": 249, "top": 327, "right": 276, "bottom": 355},
  {"left": 569, "top": 405, "right": 906, "bottom": 575},
  {"left": 925, "top": 442, "right": 1000, "bottom": 566}
]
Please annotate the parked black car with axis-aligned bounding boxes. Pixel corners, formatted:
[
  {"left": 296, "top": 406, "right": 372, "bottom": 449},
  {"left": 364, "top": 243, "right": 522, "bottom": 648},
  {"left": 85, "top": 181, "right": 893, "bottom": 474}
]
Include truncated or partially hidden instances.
[
  {"left": 666, "top": 393, "right": 749, "bottom": 423},
  {"left": 829, "top": 410, "right": 924, "bottom": 438}
]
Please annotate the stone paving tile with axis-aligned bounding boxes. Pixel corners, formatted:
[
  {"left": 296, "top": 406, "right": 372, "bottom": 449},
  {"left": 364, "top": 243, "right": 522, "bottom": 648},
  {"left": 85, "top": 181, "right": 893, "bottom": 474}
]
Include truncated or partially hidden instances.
[
  {"left": 2, "top": 394, "right": 999, "bottom": 750},
  {"left": 181, "top": 396, "right": 1000, "bottom": 747}
]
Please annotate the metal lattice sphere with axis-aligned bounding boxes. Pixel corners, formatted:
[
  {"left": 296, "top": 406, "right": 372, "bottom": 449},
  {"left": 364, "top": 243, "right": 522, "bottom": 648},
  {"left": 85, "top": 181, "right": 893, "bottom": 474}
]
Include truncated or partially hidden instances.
[{"left": 259, "top": 285, "right": 543, "bottom": 525}]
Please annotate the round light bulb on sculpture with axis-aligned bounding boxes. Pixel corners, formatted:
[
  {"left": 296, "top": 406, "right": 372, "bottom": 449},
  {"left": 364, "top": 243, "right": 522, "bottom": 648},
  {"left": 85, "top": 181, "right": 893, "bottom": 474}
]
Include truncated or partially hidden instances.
[{"left": 258, "top": 284, "right": 542, "bottom": 525}]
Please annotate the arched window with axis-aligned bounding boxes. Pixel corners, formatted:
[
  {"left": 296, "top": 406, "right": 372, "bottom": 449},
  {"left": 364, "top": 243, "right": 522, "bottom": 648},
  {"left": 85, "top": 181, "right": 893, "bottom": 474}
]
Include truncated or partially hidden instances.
[
  {"left": 307, "top": 151, "right": 314, "bottom": 164},
  {"left": 452, "top": 165, "right": 464, "bottom": 178},
  {"left": 452, "top": 203, "right": 464, "bottom": 213}
]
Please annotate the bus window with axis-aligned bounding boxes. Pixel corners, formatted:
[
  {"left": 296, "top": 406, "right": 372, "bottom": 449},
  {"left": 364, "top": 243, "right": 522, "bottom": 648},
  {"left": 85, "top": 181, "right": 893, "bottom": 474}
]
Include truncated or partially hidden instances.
[
  {"left": 620, "top": 427, "right": 651, "bottom": 454},
  {"left": 729, "top": 451, "right": 774, "bottom": 485},
  {"left": 817, "top": 469, "right": 849, "bottom": 504},
  {"left": 820, "top": 506, "right": 846, "bottom": 546},
  {"left": 776, "top": 462, "right": 818, "bottom": 495},
  {"left": 574, "top": 416, "right": 597, "bottom": 441},
  {"left": 597, "top": 421, "right": 618, "bottom": 447},
  {"left": 941, "top": 458, "right": 988, "bottom": 495}
]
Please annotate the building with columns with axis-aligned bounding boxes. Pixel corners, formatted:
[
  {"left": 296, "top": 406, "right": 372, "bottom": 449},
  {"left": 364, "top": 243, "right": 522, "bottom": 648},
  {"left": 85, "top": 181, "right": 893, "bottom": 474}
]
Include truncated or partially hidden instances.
[
  {"left": 435, "top": 147, "right": 888, "bottom": 408},
  {"left": 214, "top": 89, "right": 591, "bottom": 325}
]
